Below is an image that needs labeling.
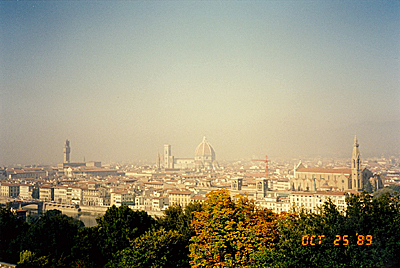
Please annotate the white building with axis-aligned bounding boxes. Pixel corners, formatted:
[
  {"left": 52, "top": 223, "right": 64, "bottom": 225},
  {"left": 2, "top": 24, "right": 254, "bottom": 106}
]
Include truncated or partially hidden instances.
[
  {"left": 134, "top": 195, "right": 153, "bottom": 210},
  {"left": 81, "top": 187, "right": 101, "bottom": 206},
  {"left": 152, "top": 196, "right": 169, "bottom": 211},
  {"left": 110, "top": 191, "right": 133, "bottom": 207},
  {"left": 168, "top": 190, "right": 193, "bottom": 208},
  {"left": 39, "top": 185, "right": 54, "bottom": 201},
  {"left": 70, "top": 186, "right": 83, "bottom": 205},
  {"left": 269, "top": 179, "right": 290, "bottom": 191},
  {"left": 54, "top": 186, "right": 68, "bottom": 204},
  {"left": 19, "top": 185, "right": 33, "bottom": 200},
  {"left": 0, "top": 183, "right": 20, "bottom": 198},
  {"left": 289, "top": 191, "right": 351, "bottom": 213},
  {"left": 257, "top": 196, "right": 291, "bottom": 214}
]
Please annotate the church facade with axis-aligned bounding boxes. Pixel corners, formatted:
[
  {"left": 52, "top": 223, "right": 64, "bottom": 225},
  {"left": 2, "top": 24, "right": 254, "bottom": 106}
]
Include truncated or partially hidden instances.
[{"left": 291, "top": 136, "right": 381, "bottom": 192}]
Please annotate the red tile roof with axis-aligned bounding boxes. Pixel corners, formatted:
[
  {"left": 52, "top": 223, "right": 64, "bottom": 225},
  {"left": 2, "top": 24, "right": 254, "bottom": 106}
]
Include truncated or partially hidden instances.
[{"left": 296, "top": 168, "right": 351, "bottom": 174}]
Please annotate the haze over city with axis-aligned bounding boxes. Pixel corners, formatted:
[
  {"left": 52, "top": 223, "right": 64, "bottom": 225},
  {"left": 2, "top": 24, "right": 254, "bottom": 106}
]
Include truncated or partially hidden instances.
[{"left": 1, "top": 1, "right": 399, "bottom": 166}]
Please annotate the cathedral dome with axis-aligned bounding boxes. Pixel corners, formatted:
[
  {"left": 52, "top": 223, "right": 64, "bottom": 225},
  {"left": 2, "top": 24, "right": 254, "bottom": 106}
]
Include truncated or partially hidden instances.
[
  {"left": 195, "top": 136, "right": 215, "bottom": 160},
  {"left": 194, "top": 137, "right": 216, "bottom": 170}
]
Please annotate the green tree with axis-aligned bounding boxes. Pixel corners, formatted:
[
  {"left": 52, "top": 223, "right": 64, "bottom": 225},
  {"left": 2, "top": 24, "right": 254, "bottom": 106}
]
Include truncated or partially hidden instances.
[
  {"left": 152, "top": 202, "right": 204, "bottom": 267},
  {"left": 70, "top": 226, "right": 105, "bottom": 268},
  {"left": 274, "top": 193, "right": 400, "bottom": 268},
  {"left": 19, "top": 209, "right": 84, "bottom": 267},
  {"left": 344, "top": 192, "right": 400, "bottom": 267},
  {"left": 0, "top": 206, "right": 28, "bottom": 263},
  {"left": 189, "top": 189, "right": 280, "bottom": 268},
  {"left": 274, "top": 201, "right": 348, "bottom": 268},
  {"left": 157, "top": 202, "right": 204, "bottom": 240},
  {"left": 96, "top": 204, "right": 156, "bottom": 261},
  {"left": 108, "top": 228, "right": 189, "bottom": 268}
]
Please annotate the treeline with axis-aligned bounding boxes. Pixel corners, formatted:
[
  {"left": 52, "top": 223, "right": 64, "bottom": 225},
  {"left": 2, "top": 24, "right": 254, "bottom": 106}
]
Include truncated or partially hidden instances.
[{"left": 0, "top": 189, "right": 399, "bottom": 268}]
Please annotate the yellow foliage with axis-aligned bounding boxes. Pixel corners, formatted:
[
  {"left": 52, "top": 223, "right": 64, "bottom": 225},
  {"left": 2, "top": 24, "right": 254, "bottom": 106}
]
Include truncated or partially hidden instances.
[{"left": 189, "top": 189, "right": 280, "bottom": 268}]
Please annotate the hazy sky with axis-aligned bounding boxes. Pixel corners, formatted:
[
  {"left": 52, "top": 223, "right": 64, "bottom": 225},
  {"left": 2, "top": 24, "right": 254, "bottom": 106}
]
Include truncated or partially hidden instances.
[{"left": 1, "top": 1, "right": 399, "bottom": 166}]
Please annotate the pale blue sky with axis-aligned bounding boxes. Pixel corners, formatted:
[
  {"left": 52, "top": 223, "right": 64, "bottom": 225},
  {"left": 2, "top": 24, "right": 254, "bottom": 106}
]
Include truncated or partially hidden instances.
[{"left": 1, "top": 1, "right": 399, "bottom": 165}]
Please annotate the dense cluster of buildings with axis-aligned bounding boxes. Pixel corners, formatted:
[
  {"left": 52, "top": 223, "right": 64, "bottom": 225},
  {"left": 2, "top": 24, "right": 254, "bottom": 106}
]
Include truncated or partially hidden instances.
[{"left": 0, "top": 136, "right": 398, "bottom": 218}]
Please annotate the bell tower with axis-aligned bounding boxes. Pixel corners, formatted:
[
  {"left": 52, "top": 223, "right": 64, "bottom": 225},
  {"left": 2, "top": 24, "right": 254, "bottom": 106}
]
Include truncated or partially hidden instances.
[
  {"left": 231, "top": 177, "right": 243, "bottom": 191},
  {"left": 64, "top": 139, "right": 70, "bottom": 163},
  {"left": 256, "top": 177, "right": 268, "bottom": 199},
  {"left": 351, "top": 135, "right": 362, "bottom": 190},
  {"left": 164, "top": 144, "right": 172, "bottom": 168}
]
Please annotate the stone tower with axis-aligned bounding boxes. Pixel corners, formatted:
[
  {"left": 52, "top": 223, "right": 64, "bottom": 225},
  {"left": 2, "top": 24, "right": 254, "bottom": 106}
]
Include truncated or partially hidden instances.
[
  {"left": 351, "top": 135, "right": 362, "bottom": 190},
  {"left": 231, "top": 177, "right": 243, "bottom": 191},
  {"left": 63, "top": 139, "right": 70, "bottom": 163},
  {"left": 156, "top": 152, "right": 161, "bottom": 170},
  {"left": 164, "top": 144, "right": 174, "bottom": 168},
  {"left": 256, "top": 177, "right": 268, "bottom": 199}
]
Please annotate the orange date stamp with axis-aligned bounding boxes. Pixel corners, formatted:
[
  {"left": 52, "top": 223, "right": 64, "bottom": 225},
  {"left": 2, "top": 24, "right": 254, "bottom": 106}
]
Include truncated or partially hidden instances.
[{"left": 302, "top": 234, "right": 372, "bottom": 246}]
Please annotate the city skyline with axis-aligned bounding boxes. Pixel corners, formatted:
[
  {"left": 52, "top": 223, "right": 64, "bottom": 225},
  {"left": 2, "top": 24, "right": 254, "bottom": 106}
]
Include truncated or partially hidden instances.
[{"left": 1, "top": 1, "right": 399, "bottom": 166}]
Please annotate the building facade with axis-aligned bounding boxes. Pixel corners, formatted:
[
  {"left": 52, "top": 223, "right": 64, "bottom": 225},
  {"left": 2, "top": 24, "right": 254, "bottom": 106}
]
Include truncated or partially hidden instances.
[
  {"left": 289, "top": 191, "right": 349, "bottom": 213},
  {"left": 291, "top": 136, "right": 377, "bottom": 192},
  {"left": 39, "top": 186, "right": 54, "bottom": 201},
  {"left": 54, "top": 186, "right": 68, "bottom": 204},
  {"left": 19, "top": 185, "right": 33, "bottom": 200},
  {"left": 168, "top": 190, "right": 193, "bottom": 207},
  {"left": 110, "top": 191, "right": 133, "bottom": 207},
  {"left": 0, "top": 183, "right": 20, "bottom": 198}
]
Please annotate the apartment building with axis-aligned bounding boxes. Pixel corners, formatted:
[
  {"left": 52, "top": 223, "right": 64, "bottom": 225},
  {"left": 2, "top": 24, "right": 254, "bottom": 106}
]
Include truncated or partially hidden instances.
[
  {"left": 81, "top": 187, "right": 100, "bottom": 206},
  {"left": 134, "top": 196, "right": 153, "bottom": 211},
  {"left": 168, "top": 190, "right": 193, "bottom": 208},
  {"left": 258, "top": 196, "right": 291, "bottom": 214},
  {"left": 70, "top": 186, "right": 83, "bottom": 205},
  {"left": 39, "top": 185, "right": 54, "bottom": 201},
  {"left": 0, "top": 183, "right": 20, "bottom": 198},
  {"left": 110, "top": 191, "right": 133, "bottom": 207},
  {"left": 54, "top": 186, "right": 68, "bottom": 204},
  {"left": 269, "top": 179, "right": 290, "bottom": 191},
  {"left": 152, "top": 196, "right": 169, "bottom": 211},
  {"left": 19, "top": 184, "right": 33, "bottom": 200},
  {"left": 289, "top": 191, "right": 349, "bottom": 213}
]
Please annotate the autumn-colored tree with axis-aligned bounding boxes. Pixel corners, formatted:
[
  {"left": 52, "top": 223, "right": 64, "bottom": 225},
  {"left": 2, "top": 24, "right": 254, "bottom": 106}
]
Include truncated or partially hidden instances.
[{"left": 189, "top": 189, "right": 280, "bottom": 268}]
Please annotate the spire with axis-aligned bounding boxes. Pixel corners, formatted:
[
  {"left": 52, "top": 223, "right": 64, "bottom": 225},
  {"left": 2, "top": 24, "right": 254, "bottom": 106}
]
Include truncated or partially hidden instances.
[
  {"left": 351, "top": 135, "right": 362, "bottom": 190},
  {"left": 352, "top": 135, "right": 360, "bottom": 158}
]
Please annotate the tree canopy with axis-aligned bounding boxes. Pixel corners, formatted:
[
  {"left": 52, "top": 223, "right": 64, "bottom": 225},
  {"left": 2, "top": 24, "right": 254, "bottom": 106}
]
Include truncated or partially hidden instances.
[
  {"left": 0, "top": 206, "right": 28, "bottom": 263},
  {"left": 108, "top": 228, "right": 189, "bottom": 268},
  {"left": 96, "top": 204, "right": 156, "bottom": 259},
  {"left": 1, "top": 190, "right": 399, "bottom": 268},
  {"left": 189, "top": 189, "right": 280, "bottom": 268},
  {"left": 274, "top": 192, "right": 400, "bottom": 268}
]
